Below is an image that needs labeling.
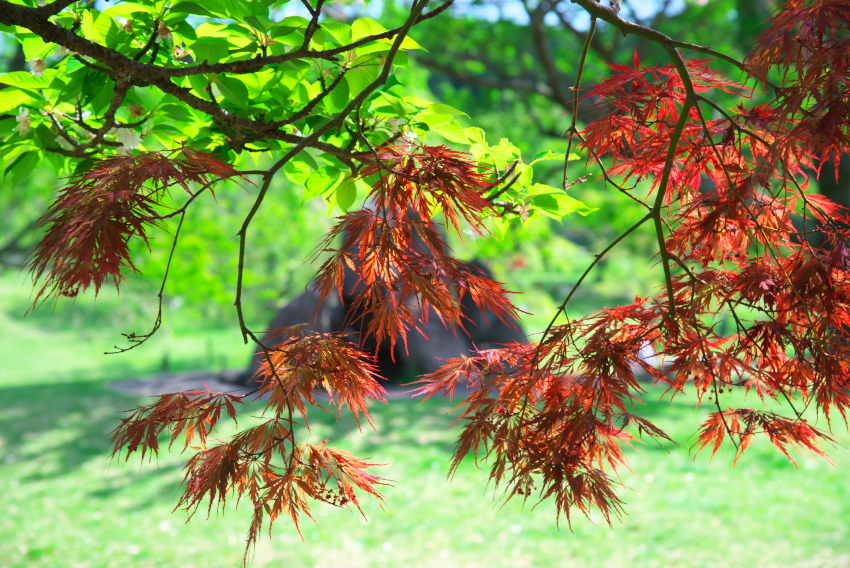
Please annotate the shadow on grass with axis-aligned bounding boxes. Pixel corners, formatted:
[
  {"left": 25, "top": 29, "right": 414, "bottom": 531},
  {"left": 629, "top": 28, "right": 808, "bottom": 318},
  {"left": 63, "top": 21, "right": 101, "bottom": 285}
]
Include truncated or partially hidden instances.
[
  {"left": 300, "top": 388, "right": 464, "bottom": 453},
  {"left": 0, "top": 375, "right": 186, "bottom": 503},
  {"left": 0, "top": 370, "right": 469, "bottom": 507}
]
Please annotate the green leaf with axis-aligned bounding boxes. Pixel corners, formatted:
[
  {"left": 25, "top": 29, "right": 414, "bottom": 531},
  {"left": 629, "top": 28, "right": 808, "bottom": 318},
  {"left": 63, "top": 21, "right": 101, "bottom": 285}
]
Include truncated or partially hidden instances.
[
  {"left": 532, "top": 193, "right": 558, "bottom": 211},
  {"left": 325, "top": 74, "right": 351, "bottom": 114},
  {"left": 516, "top": 163, "right": 533, "bottom": 187},
  {"left": 0, "top": 70, "right": 60, "bottom": 90},
  {"left": 103, "top": 2, "right": 155, "bottom": 17},
  {"left": 323, "top": 21, "right": 352, "bottom": 45},
  {"left": 427, "top": 103, "right": 468, "bottom": 117},
  {"left": 304, "top": 166, "right": 344, "bottom": 199},
  {"left": 6, "top": 150, "right": 39, "bottom": 187},
  {"left": 186, "top": 74, "right": 209, "bottom": 97},
  {"left": 464, "top": 127, "right": 488, "bottom": 146},
  {"left": 530, "top": 150, "right": 566, "bottom": 166},
  {"left": 489, "top": 138, "right": 522, "bottom": 168},
  {"left": 371, "top": 92, "right": 411, "bottom": 117},
  {"left": 81, "top": 10, "right": 120, "bottom": 47},
  {"left": 171, "top": 2, "right": 213, "bottom": 16},
  {"left": 0, "top": 89, "right": 34, "bottom": 114},
  {"left": 403, "top": 96, "right": 437, "bottom": 109},
  {"left": 351, "top": 17, "right": 388, "bottom": 42},
  {"left": 214, "top": 76, "right": 250, "bottom": 108},
  {"left": 530, "top": 185, "right": 595, "bottom": 218},
  {"left": 430, "top": 121, "right": 470, "bottom": 144},
  {"left": 524, "top": 184, "right": 565, "bottom": 196},
  {"left": 346, "top": 61, "right": 381, "bottom": 98},
  {"left": 416, "top": 113, "right": 452, "bottom": 129},
  {"left": 224, "top": 24, "right": 259, "bottom": 48},
  {"left": 197, "top": 0, "right": 249, "bottom": 18},
  {"left": 21, "top": 34, "right": 52, "bottom": 60},
  {"left": 244, "top": 15, "right": 274, "bottom": 32},
  {"left": 172, "top": 20, "right": 198, "bottom": 42},
  {"left": 376, "top": 36, "right": 424, "bottom": 50},
  {"left": 158, "top": 103, "right": 192, "bottom": 123},
  {"left": 191, "top": 37, "right": 231, "bottom": 63},
  {"left": 284, "top": 153, "right": 319, "bottom": 185},
  {"left": 275, "top": 16, "right": 310, "bottom": 31},
  {"left": 4, "top": 149, "right": 32, "bottom": 176},
  {"left": 221, "top": 0, "right": 250, "bottom": 18},
  {"left": 308, "top": 29, "right": 326, "bottom": 48},
  {"left": 335, "top": 179, "right": 357, "bottom": 211},
  {"left": 195, "top": 22, "right": 231, "bottom": 38},
  {"left": 0, "top": 139, "right": 26, "bottom": 165}
]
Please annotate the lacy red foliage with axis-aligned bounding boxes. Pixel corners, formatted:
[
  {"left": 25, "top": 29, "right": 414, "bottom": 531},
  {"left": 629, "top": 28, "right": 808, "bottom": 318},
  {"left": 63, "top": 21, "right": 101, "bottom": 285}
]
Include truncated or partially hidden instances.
[
  {"left": 314, "top": 144, "right": 519, "bottom": 351},
  {"left": 746, "top": 0, "right": 850, "bottom": 168},
  {"left": 410, "top": 0, "right": 850, "bottom": 534},
  {"left": 110, "top": 389, "right": 245, "bottom": 460},
  {"left": 358, "top": 144, "right": 495, "bottom": 233},
  {"left": 28, "top": 147, "right": 242, "bottom": 306},
  {"left": 251, "top": 325, "right": 388, "bottom": 428},
  {"left": 111, "top": 326, "right": 391, "bottom": 561}
]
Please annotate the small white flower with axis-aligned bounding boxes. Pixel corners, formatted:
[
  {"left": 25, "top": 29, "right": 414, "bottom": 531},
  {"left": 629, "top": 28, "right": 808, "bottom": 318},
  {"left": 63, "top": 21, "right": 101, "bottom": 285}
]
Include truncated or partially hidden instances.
[
  {"left": 116, "top": 128, "right": 143, "bottom": 154},
  {"left": 28, "top": 58, "right": 46, "bottom": 77},
  {"left": 117, "top": 17, "right": 134, "bottom": 34},
  {"left": 157, "top": 21, "right": 172, "bottom": 42},
  {"left": 55, "top": 135, "right": 74, "bottom": 151},
  {"left": 399, "top": 130, "right": 418, "bottom": 144},
  {"left": 14, "top": 107, "right": 31, "bottom": 136},
  {"left": 387, "top": 117, "right": 407, "bottom": 134},
  {"left": 127, "top": 103, "right": 145, "bottom": 118}
]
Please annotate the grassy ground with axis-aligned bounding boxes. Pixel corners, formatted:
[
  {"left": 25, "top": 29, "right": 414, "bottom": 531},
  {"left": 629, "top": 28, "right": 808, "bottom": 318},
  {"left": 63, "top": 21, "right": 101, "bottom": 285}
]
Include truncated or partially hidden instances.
[{"left": 2, "top": 276, "right": 850, "bottom": 567}]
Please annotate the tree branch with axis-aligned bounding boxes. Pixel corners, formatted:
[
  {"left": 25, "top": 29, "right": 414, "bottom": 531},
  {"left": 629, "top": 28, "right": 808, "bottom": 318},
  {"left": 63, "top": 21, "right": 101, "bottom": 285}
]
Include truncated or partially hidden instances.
[
  {"left": 0, "top": 0, "right": 451, "bottom": 160},
  {"left": 0, "top": 1, "right": 453, "bottom": 80},
  {"left": 525, "top": 0, "right": 570, "bottom": 107}
]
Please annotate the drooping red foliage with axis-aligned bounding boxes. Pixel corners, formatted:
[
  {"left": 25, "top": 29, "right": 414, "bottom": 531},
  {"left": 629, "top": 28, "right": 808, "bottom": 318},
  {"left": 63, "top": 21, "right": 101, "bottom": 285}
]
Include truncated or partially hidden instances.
[
  {"left": 110, "top": 325, "right": 391, "bottom": 560},
  {"left": 110, "top": 388, "right": 246, "bottom": 460},
  {"left": 357, "top": 144, "right": 496, "bottom": 233},
  {"left": 313, "top": 144, "right": 520, "bottom": 351},
  {"left": 745, "top": 0, "right": 850, "bottom": 169},
  {"left": 410, "top": 0, "right": 850, "bottom": 533},
  {"left": 250, "top": 324, "right": 389, "bottom": 428},
  {"left": 28, "top": 147, "right": 243, "bottom": 307}
]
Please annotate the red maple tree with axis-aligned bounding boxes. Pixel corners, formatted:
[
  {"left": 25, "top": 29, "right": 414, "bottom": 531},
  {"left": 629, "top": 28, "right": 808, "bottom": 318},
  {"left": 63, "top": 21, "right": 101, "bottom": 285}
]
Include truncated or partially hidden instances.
[{"left": 22, "top": 0, "right": 850, "bottom": 563}]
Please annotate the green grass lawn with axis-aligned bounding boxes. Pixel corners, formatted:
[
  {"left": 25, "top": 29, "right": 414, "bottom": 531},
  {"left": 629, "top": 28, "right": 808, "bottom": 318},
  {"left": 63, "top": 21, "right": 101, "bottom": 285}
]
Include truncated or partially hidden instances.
[{"left": 2, "top": 274, "right": 850, "bottom": 567}]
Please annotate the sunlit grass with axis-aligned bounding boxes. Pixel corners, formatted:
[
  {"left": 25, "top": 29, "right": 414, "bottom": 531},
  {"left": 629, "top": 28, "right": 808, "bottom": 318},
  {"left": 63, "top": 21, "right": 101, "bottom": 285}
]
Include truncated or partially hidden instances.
[{"left": 2, "top": 361, "right": 850, "bottom": 567}]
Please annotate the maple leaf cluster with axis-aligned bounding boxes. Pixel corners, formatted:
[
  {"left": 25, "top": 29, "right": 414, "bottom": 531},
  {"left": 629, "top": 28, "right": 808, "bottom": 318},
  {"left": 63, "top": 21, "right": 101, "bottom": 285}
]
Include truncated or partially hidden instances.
[
  {"left": 110, "top": 325, "right": 391, "bottom": 562},
  {"left": 745, "top": 0, "right": 850, "bottom": 168},
  {"left": 28, "top": 147, "right": 242, "bottom": 306},
  {"left": 413, "top": 0, "right": 850, "bottom": 532},
  {"left": 313, "top": 144, "right": 520, "bottom": 350}
]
